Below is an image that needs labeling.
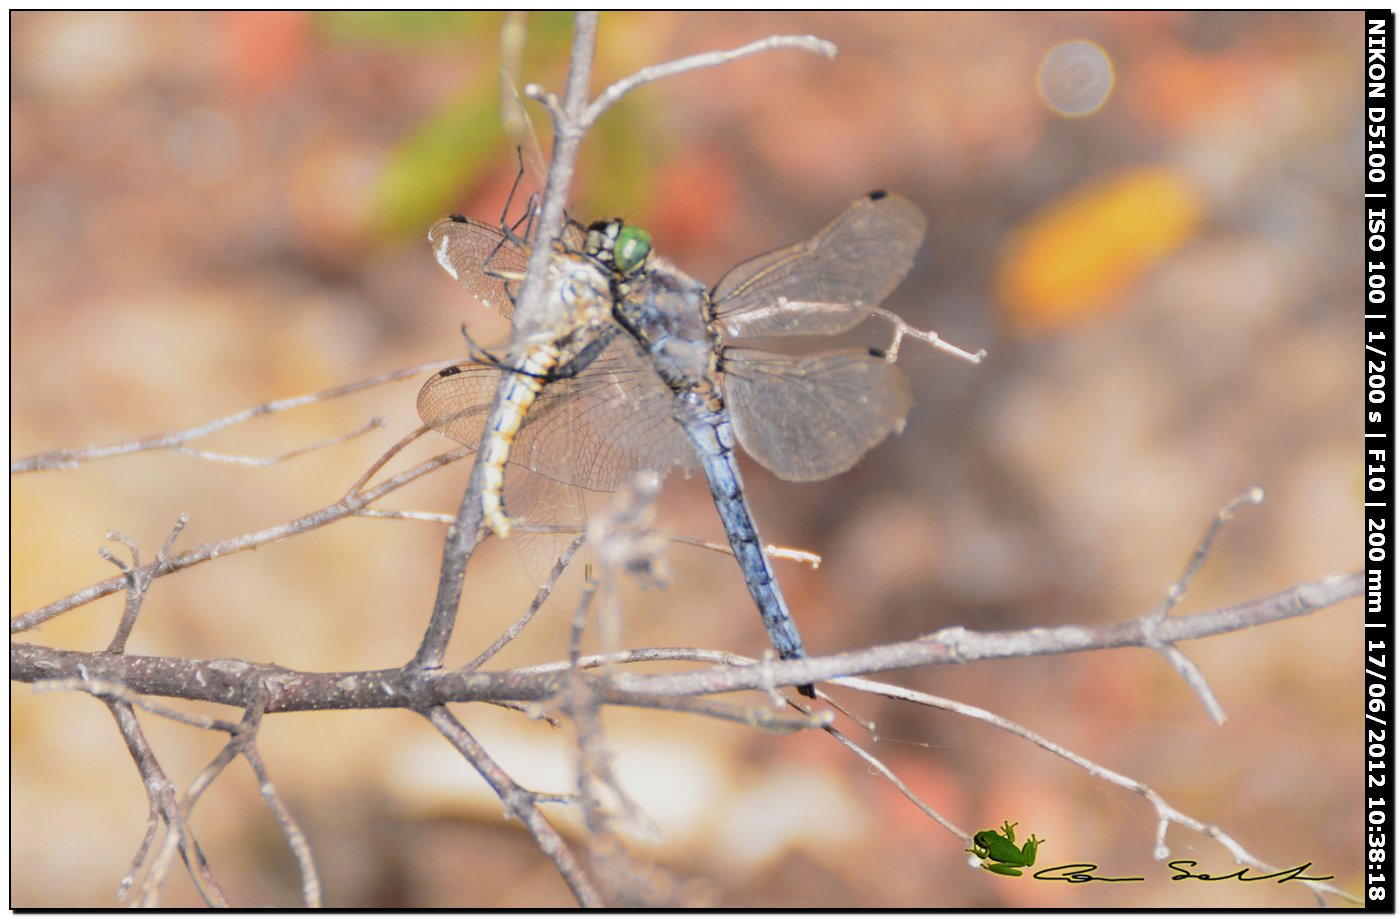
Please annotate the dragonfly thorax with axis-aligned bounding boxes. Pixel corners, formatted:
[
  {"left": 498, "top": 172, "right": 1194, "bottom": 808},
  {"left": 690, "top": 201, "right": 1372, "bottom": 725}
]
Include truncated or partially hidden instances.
[{"left": 519, "top": 251, "right": 612, "bottom": 335}]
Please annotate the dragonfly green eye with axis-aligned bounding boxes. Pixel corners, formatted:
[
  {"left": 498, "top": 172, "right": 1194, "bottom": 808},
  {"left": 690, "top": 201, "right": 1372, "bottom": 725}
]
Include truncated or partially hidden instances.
[{"left": 613, "top": 226, "right": 652, "bottom": 275}]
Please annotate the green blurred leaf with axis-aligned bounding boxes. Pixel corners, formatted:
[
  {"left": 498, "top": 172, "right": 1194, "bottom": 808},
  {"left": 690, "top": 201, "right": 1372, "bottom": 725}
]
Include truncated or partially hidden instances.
[
  {"left": 576, "top": 94, "right": 661, "bottom": 222},
  {"left": 316, "top": 10, "right": 497, "bottom": 47},
  {"left": 371, "top": 87, "right": 504, "bottom": 236},
  {"left": 362, "top": 11, "right": 657, "bottom": 236}
]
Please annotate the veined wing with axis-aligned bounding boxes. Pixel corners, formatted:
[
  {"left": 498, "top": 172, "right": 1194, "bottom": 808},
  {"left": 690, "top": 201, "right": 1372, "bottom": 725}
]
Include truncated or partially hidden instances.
[
  {"left": 428, "top": 215, "right": 529, "bottom": 319},
  {"left": 517, "top": 334, "right": 697, "bottom": 489},
  {"left": 418, "top": 333, "right": 695, "bottom": 493},
  {"left": 427, "top": 216, "right": 591, "bottom": 321},
  {"left": 711, "top": 191, "right": 927, "bottom": 339},
  {"left": 723, "top": 347, "right": 913, "bottom": 481}
]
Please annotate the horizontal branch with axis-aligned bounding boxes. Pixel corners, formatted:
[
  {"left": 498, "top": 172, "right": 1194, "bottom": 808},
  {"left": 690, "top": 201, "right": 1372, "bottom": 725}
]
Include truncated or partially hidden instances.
[{"left": 13, "top": 569, "right": 1361, "bottom": 710}]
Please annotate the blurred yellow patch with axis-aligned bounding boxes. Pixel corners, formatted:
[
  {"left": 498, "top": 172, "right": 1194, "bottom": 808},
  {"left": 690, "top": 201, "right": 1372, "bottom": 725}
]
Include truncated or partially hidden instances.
[{"left": 997, "top": 167, "right": 1203, "bottom": 334}]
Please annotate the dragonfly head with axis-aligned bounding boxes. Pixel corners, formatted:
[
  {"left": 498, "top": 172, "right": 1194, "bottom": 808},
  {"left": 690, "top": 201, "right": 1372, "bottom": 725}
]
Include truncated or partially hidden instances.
[{"left": 586, "top": 219, "right": 652, "bottom": 277}]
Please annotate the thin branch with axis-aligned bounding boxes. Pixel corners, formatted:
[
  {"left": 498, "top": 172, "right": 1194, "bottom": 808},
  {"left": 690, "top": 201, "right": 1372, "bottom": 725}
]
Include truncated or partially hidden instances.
[
  {"left": 167, "top": 417, "right": 385, "bottom": 467},
  {"left": 587, "top": 570, "right": 1366, "bottom": 699},
  {"left": 238, "top": 707, "right": 322, "bottom": 909},
  {"left": 355, "top": 506, "right": 825, "bottom": 570},
  {"left": 342, "top": 424, "right": 434, "bottom": 499},
  {"left": 11, "top": 359, "right": 451, "bottom": 473},
  {"left": 36, "top": 677, "right": 240, "bottom": 733},
  {"left": 105, "top": 515, "right": 189, "bottom": 654},
  {"left": 822, "top": 723, "right": 963, "bottom": 838},
  {"left": 1140, "top": 487, "right": 1266, "bottom": 724},
  {"left": 871, "top": 306, "right": 986, "bottom": 365},
  {"left": 106, "top": 701, "right": 228, "bottom": 908},
  {"left": 139, "top": 734, "right": 242, "bottom": 907},
  {"left": 11, "top": 443, "right": 469, "bottom": 633},
  {"left": 466, "top": 533, "right": 588, "bottom": 671},
  {"left": 838, "top": 674, "right": 1357, "bottom": 904},
  {"left": 13, "top": 569, "right": 1362, "bottom": 710},
  {"left": 408, "top": 11, "right": 599, "bottom": 673},
  {"left": 424, "top": 705, "right": 603, "bottom": 907},
  {"left": 580, "top": 35, "right": 837, "bottom": 129},
  {"left": 1151, "top": 486, "right": 1266, "bottom": 623}
]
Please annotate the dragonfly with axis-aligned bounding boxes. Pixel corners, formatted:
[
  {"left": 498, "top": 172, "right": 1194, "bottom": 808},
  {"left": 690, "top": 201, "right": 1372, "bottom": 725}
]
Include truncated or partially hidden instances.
[
  {"left": 418, "top": 192, "right": 926, "bottom": 697},
  {"left": 583, "top": 191, "right": 925, "bottom": 695},
  {"left": 419, "top": 211, "right": 625, "bottom": 540}
]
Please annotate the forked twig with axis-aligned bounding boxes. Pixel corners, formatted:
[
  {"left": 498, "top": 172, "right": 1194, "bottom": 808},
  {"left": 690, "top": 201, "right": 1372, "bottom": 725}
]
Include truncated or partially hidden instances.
[
  {"left": 104, "top": 515, "right": 189, "bottom": 654},
  {"left": 12, "top": 360, "right": 450, "bottom": 473},
  {"left": 871, "top": 306, "right": 986, "bottom": 365},
  {"left": 833, "top": 673, "right": 1356, "bottom": 905},
  {"left": 105, "top": 700, "right": 227, "bottom": 906},
  {"left": 167, "top": 417, "right": 385, "bottom": 467},
  {"left": 574, "top": 34, "right": 837, "bottom": 129},
  {"left": 139, "top": 736, "right": 242, "bottom": 907},
  {"left": 425, "top": 705, "right": 603, "bottom": 907},
  {"left": 1139, "top": 487, "right": 1266, "bottom": 724},
  {"left": 15, "top": 569, "right": 1361, "bottom": 712},
  {"left": 11, "top": 443, "right": 470, "bottom": 633}
]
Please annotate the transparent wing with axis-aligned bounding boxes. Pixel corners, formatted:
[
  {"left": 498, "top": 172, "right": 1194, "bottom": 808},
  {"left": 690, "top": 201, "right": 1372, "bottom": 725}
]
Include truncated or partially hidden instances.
[
  {"left": 514, "top": 333, "right": 696, "bottom": 490},
  {"left": 427, "top": 216, "right": 528, "bottom": 320},
  {"left": 723, "top": 347, "right": 913, "bottom": 481},
  {"left": 503, "top": 462, "right": 592, "bottom": 600},
  {"left": 499, "top": 70, "right": 589, "bottom": 254},
  {"left": 416, "top": 357, "right": 503, "bottom": 449},
  {"left": 417, "top": 334, "right": 694, "bottom": 493},
  {"left": 711, "top": 192, "right": 928, "bottom": 339},
  {"left": 502, "top": 69, "right": 549, "bottom": 220}
]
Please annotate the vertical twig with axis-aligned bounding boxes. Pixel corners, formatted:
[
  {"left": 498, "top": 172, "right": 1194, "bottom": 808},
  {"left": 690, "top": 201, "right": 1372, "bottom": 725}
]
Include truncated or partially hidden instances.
[
  {"left": 410, "top": 13, "right": 601, "bottom": 673},
  {"left": 424, "top": 704, "right": 604, "bottom": 907},
  {"left": 108, "top": 701, "right": 229, "bottom": 907}
]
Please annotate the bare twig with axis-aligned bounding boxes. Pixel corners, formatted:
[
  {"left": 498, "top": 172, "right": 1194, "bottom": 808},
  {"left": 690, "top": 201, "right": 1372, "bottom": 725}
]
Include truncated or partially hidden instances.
[
  {"left": 140, "top": 733, "right": 242, "bottom": 907},
  {"left": 1140, "top": 487, "right": 1267, "bottom": 725},
  {"left": 466, "top": 533, "right": 588, "bottom": 671},
  {"left": 578, "top": 570, "right": 1366, "bottom": 699},
  {"left": 578, "top": 34, "right": 837, "bottom": 129},
  {"left": 353, "top": 506, "right": 824, "bottom": 569},
  {"left": 425, "top": 704, "right": 603, "bottom": 907},
  {"left": 238, "top": 705, "right": 322, "bottom": 909},
  {"left": 822, "top": 723, "right": 963, "bottom": 838},
  {"left": 168, "top": 417, "right": 385, "bottom": 467},
  {"left": 11, "top": 360, "right": 450, "bottom": 473},
  {"left": 11, "top": 444, "right": 469, "bottom": 633},
  {"left": 36, "top": 677, "right": 240, "bottom": 732},
  {"left": 105, "top": 700, "right": 227, "bottom": 906},
  {"left": 13, "top": 569, "right": 1362, "bottom": 710},
  {"left": 104, "top": 515, "right": 189, "bottom": 653},
  {"left": 871, "top": 306, "right": 986, "bottom": 365},
  {"left": 342, "top": 424, "right": 435, "bottom": 499},
  {"left": 837, "top": 674, "right": 1357, "bottom": 905}
]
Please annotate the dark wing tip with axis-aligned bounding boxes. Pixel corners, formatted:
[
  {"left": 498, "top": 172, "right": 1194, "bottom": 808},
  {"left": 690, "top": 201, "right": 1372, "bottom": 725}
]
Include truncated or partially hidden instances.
[
  {"left": 867, "top": 189, "right": 889, "bottom": 201},
  {"left": 438, "top": 365, "right": 464, "bottom": 377},
  {"left": 448, "top": 213, "right": 468, "bottom": 223},
  {"left": 867, "top": 346, "right": 886, "bottom": 359}
]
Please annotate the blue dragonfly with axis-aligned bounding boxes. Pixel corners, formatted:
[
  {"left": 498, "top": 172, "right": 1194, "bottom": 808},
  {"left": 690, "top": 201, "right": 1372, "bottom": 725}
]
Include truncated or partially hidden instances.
[
  {"left": 584, "top": 191, "right": 925, "bottom": 694},
  {"left": 419, "top": 193, "right": 926, "bottom": 696}
]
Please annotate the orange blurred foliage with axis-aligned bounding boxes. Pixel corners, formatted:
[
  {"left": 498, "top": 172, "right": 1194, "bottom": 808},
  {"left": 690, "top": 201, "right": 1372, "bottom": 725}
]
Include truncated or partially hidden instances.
[
  {"left": 221, "top": 11, "right": 310, "bottom": 96},
  {"left": 996, "top": 167, "right": 1204, "bottom": 334}
]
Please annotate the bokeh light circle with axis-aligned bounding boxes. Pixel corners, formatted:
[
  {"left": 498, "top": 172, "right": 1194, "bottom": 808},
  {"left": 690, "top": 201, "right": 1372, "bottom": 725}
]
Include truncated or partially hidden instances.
[{"left": 1038, "top": 39, "right": 1115, "bottom": 117}]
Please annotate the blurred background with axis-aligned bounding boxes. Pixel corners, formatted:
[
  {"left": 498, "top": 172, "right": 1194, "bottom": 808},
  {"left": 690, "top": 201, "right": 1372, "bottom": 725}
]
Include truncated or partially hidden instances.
[{"left": 12, "top": 11, "right": 1362, "bottom": 908}]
